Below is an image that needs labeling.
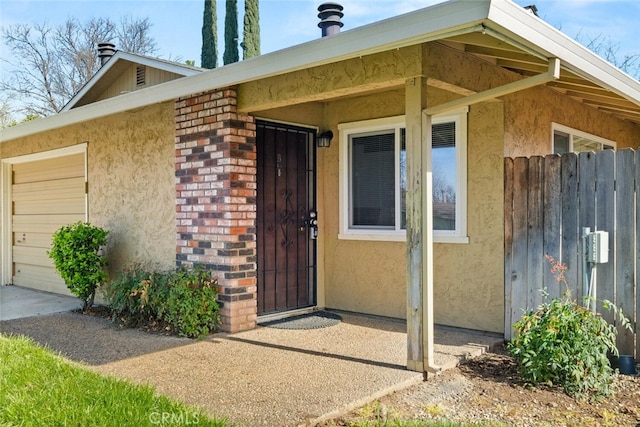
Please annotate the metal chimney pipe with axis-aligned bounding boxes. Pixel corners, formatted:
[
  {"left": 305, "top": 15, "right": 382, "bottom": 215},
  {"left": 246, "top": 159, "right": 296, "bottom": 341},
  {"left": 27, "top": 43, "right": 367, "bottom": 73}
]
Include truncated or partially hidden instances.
[
  {"left": 318, "top": 3, "right": 343, "bottom": 37},
  {"left": 97, "top": 42, "right": 116, "bottom": 66}
]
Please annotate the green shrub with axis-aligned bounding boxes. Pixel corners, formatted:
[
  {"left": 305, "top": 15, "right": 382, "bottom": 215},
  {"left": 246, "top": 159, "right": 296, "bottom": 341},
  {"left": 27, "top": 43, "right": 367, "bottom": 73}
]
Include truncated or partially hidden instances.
[
  {"left": 103, "top": 264, "right": 156, "bottom": 325},
  {"left": 508, "top": 296, "right": 618, "bottom": 399},
  {"left": 106, "top": 266, "right": 221, "bottom": 339},
  {"left": 48, "top": 222, "right": 108, "bottom": 311},
  {"left": 155, "top": 268, "right": 220, "bottom": 338},
  {"left": 508, "top": 254, "right": 627, "bottom": 400}
]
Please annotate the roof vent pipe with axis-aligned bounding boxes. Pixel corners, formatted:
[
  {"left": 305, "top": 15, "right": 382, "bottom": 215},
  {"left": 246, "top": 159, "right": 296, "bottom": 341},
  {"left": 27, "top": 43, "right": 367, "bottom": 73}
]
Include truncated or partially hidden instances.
[
  {"left": 97, "top": 42, "right": 116, "bottom": 66},
  {"left": 318, "top": 3, "right": 343, "bottom": 37}
]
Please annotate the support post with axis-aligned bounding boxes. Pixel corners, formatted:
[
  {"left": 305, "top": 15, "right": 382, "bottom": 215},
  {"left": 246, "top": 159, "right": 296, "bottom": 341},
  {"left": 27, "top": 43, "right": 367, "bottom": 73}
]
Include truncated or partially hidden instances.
[{"left": 405, "top": 76, "right": 439, "bottom": 375}]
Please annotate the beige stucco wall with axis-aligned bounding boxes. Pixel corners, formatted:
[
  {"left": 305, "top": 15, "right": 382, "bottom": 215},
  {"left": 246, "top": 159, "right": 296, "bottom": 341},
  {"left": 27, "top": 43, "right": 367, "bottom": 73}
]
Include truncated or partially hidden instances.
[
  {"left": 247, "top": 41, "right": 638, "bottom": 334},
  {"left": 503, "top": 86, "right": 640, "bottom": 157},
  {"left": 318, "top": 88, "right": 505, "bottom": 333},
  {"left": 1, "top": 102, "right": 176, "bottom": 277}
]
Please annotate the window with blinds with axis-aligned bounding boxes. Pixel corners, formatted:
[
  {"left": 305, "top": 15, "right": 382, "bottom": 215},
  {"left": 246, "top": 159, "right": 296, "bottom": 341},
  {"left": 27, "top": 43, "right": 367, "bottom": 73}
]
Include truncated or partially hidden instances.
[
  {"left": 339, "top": 109, "right": 468, "bottom": 242},
  {"left": 350, "top": 131, "right": 396, "bottom": 228}
]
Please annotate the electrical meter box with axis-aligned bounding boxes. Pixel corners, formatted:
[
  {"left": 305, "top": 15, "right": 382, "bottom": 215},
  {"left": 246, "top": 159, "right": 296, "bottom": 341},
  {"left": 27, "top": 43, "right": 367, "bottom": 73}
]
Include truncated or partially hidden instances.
[{"left": 586, "top": 231, "right": 609, "bottom": 264}]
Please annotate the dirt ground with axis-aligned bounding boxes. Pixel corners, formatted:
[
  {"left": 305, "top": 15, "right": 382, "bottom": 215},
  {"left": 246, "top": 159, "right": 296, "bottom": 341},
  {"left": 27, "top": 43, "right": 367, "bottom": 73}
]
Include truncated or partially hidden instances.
[{"left": 323, "top": 347, "right": 640, "bottom": 427}]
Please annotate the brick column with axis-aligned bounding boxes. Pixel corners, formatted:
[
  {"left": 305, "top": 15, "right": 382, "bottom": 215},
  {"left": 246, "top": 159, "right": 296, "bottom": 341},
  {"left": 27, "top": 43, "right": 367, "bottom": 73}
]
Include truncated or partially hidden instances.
[{"left": 174, "top": 88, "right": 257, "bottom": 333}]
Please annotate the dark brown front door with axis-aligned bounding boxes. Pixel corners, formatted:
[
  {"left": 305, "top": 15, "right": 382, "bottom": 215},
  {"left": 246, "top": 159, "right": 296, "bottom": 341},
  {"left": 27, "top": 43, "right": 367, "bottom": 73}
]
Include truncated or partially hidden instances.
[{"left": 256, "top": 121, "right": 316, "bottom": 314}]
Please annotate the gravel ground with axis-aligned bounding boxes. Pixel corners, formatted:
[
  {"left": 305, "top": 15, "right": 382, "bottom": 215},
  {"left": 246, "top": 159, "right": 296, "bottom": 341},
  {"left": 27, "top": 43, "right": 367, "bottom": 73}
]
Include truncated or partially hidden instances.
[{"left": 322, "top": 348, "right": 640, "bottom": 427}]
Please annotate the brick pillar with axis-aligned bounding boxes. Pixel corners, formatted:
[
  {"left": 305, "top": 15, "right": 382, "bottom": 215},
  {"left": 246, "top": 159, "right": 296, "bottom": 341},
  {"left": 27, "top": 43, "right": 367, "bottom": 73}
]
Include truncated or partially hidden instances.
[{"left": 174, "top": 88, "right": 257, "bottom": 333}]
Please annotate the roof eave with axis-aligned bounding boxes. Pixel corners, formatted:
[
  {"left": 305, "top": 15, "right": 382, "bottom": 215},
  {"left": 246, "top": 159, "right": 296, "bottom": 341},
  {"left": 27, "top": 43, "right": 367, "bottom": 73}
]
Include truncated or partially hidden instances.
[
  {"left": 1, "top": 0, "right": 492, "bottom": 143},
  {"left": 486, "top": 0, "right": 640, "bottom": 108}
]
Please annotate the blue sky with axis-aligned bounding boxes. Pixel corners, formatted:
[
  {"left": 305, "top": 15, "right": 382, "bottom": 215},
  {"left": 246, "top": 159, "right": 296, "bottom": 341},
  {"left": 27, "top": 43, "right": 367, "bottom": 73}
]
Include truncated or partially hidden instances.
[{"left": 1, "top": 0, "right": 639, "bottom": 69}]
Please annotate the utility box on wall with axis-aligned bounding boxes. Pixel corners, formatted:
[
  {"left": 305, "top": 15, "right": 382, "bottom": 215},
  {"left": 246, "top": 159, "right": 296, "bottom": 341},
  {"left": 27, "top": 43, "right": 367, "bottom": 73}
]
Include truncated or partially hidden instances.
[{"left": 586, "top": 231, "right": 609, "bottom": 264}]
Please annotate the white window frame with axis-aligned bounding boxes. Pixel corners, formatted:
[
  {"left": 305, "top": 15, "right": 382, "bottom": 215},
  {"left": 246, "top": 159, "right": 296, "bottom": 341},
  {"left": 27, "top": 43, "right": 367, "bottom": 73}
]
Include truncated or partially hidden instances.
[
  {"left": 551, "top": 123, "right": 616, "bottom": 153},
  {"left": 338, "top": 108, "right": 468, "bottom": 244}
]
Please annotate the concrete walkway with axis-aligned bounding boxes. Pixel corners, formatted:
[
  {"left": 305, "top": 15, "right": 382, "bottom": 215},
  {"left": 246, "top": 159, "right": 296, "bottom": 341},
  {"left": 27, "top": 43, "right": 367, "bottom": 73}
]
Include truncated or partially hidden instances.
[
  {"left": 0, "top": 285, "right": 81, "bottom": 321},
  {"left": 1, "top": 303, "right": 503, "bottom": 427}
]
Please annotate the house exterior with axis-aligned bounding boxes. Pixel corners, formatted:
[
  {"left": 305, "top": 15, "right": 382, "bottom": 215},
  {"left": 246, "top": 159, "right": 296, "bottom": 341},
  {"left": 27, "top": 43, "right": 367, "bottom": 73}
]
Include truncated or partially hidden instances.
[{"left": 2, "top": 0, "right": 639, "bottom": 368}]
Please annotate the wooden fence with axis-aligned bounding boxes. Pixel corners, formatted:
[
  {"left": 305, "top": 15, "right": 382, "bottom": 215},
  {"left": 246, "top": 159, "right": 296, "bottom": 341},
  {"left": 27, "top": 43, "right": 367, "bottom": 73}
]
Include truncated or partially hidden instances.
[{"left": 504, "top": 149, "right": 638, "bottom": 359}]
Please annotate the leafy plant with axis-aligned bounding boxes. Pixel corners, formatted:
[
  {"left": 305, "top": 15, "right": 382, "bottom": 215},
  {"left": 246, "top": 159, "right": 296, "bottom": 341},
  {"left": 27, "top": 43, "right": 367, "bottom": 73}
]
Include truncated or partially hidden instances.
[
  {"left": 48, "top": 221, "right": 108, "bottom": 311},
  {"left": 105, "top": 266, "right": 221, "bottom": 339},
  {"left": 508, "top": 254, "right": 630, "bottom": 400},
  {"left": 156, "top": 268, "right": 221, "bottom": 338},
  {"left": 103, "top": 264, "right": 156, "bottom": 325}
]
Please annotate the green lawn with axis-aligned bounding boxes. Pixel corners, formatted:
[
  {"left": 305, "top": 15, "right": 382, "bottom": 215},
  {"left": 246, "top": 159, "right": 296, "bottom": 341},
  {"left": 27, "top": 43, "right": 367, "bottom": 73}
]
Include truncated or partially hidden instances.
[{"left": 0, "top": 334, "right": 227, "bottom": 427}]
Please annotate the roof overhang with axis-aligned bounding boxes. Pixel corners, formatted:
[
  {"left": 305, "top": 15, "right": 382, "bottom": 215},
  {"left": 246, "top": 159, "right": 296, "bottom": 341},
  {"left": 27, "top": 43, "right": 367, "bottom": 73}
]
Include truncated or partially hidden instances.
[
  {"left": 2, "top": 0, "right": 639, "bottom": 143},
  {"left": 60, "top": 51, "right": 204, "bottom": 112}
]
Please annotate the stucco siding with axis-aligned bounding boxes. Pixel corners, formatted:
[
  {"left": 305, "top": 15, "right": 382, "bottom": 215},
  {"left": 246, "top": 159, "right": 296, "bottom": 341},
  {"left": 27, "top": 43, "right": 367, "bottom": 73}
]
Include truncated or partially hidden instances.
[
  {"left": 434, "top": 102, "right": 504, "bottom": 332},
  {"left": 504, "top": 86, "right": 640, "bottom": 157},
  {"left": 322, "top": 89, "right": 407, "bottom": 319},
  {"left": 1, "top": 102, "right": 176, "bottom": 277},
  {"left": 320, "top": 87, "right": 505, "bottom": 333}
]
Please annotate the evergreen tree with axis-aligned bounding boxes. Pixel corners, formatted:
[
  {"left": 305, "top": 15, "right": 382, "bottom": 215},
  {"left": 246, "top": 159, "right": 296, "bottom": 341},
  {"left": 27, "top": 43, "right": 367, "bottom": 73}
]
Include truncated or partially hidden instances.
[
  {"left": 242, "top": 0, "right": 260, "bottom": 59},
  {"left": 223, "top": 0, "right": 239, "bottom": 64},
  {"left": 201, "top": 0, "right": 217, "bottom": 69}
]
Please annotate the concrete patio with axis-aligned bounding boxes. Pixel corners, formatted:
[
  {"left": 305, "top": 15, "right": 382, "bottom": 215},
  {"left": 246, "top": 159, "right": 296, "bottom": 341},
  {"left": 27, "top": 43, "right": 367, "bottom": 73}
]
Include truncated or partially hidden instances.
[
  {"left": 0, "top": 285, "right": 81, "bottom": 321},
  {"left": 0, "top": 286, "right": 503, "bottom": 426}
]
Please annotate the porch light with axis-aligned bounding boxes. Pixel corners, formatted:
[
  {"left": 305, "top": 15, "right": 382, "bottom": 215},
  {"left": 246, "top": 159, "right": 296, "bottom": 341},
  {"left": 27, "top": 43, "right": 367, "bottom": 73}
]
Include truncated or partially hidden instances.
[{"left": 317, "top": 130, "right": 333, "bottom": 148}]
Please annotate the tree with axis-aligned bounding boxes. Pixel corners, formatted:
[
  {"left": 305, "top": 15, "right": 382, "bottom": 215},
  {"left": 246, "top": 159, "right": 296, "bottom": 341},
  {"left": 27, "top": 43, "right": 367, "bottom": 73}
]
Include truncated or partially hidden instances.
[
  {"left": 223, "top": 0, "right": 239, "bottom": 65},
  {"left": 0, "top": 96, "right": 15, "bottom": 129},
  {"left": 578, "top": 32, "right": 640, "bottom": 79},
  {"left": 1, "top": 17, "right": 156, "bottom": 116},
  {"left": 242, "top": 0, "right": 260, "bottom": 60},
  {"left": 201, "top": 0, "right": 218, "bottom": 69}
]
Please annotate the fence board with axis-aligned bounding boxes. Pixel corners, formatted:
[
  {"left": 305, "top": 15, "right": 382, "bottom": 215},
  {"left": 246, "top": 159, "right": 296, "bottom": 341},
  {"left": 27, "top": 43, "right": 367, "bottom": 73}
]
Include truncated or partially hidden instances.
[
  {"left": 595, "top": 150, "right": 615, "bottom": 324},
  {"left": 615, "top": 149, "right": 635, "bottom": 354},
  {"left": 505, "top": 149, "right": 638, "bottom": 359},
  {"left": 561, "top": 153, "right": 580, "bottom": 299},
  {"left": 511, "top": 157, "right": 530, "bottom": 324},
  {"left": 578, "top": 152, "right": 596, "bottom": 302},
  {"left": 543, "top": 156, "right": 562, "bottom": 300},
  {"left": 527, "top": 157, "right": 544, "bottom": 309},
  {"left": 504, "top": 157, "right": 514, "bottom": 341}
]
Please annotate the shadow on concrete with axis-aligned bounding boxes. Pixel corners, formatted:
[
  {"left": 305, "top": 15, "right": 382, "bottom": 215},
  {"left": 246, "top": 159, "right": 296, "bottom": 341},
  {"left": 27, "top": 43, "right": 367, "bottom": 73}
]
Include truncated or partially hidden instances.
[
  {"left": 0, "top": 311, "right": 192, "bottom": 366},
  {"left": 225, "top": 335, "right": 407, "bottom": 370}
]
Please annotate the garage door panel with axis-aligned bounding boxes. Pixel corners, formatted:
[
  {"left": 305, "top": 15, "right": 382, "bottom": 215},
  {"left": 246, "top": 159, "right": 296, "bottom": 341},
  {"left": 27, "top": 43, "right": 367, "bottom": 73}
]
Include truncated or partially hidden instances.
[
  {"left": 13, "top": 232, "right": 53, "bottom": 248},
  {"left": 12, "top": 177, "right": 85, "bottom": 201},
  {"left": 12, "top": 154, "right": 84, "bottom": 184},
  {"left": 13, "top": 246, "right": 55, "bottom": 268},
  {"left": 13, "top": 197, "right": 86, "bottom": 215},
  {"left": 12, "top": 214, "right": 85, "bottom": 234},
  {"left": 10, "top": 151, "right": 86, "bottom": 296},
  {"left": 12, "top": 264, "right": 70, "bottom": 296}
]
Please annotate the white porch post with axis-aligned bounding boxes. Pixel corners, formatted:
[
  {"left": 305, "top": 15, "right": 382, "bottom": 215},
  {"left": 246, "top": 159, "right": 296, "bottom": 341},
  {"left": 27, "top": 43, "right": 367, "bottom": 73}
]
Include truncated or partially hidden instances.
[{"left": 405, "top": 76, "right": 438, "bottom": 374}]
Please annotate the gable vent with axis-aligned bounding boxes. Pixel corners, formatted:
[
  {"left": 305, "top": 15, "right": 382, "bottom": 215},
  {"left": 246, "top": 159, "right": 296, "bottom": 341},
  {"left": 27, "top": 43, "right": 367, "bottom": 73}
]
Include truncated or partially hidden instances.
[{"left": 136, "top": 66, "right": 146, "bottom": 86}]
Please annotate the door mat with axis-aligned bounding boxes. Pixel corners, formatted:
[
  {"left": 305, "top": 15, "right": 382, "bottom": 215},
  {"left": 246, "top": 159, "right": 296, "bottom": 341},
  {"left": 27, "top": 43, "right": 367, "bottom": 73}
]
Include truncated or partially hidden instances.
[{"left": 259, "top": 311, "right": 342, "bottom": 330}]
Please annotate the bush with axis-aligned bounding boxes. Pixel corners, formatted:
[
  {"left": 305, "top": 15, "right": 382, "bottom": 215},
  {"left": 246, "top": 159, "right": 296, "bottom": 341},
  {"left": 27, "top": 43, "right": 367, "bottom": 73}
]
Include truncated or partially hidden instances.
[
  {"left": 48, "top": 222, "right": 108, "bottom": 311},
  {"left": 508, "top": 296, "right": 618, "bottom": 399},
  {"left": 106, "top": 266, "right": 221, "bottom": 339},
  {"left": 103, "top": 264, "right": 156, "bottom": 324},
  {"left": 508, "top": 254, "right": 627, "bottom": 400}
]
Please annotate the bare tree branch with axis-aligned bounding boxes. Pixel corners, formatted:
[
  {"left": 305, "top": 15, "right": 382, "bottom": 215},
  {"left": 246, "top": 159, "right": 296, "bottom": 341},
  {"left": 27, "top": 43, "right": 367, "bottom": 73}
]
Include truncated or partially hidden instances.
[
  {"left": 1, "top": 16, "right": 157, "bottom": 116},
  {"left": 577, "top": 30, "right": 640, "bottom": 79}
]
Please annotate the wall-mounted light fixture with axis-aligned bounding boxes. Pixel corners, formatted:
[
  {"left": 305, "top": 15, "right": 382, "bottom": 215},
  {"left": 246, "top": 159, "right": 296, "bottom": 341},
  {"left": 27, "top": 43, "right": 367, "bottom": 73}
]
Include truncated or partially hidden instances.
[{"left": 317, "top": 130, "right": 333, "bottom": 148}]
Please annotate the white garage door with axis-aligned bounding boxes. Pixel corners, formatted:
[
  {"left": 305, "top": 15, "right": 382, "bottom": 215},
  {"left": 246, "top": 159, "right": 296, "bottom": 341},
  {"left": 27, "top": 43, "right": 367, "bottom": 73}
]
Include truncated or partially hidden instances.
[{"left": 11, "top": 153, "right": 86, "bottom": 295}]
